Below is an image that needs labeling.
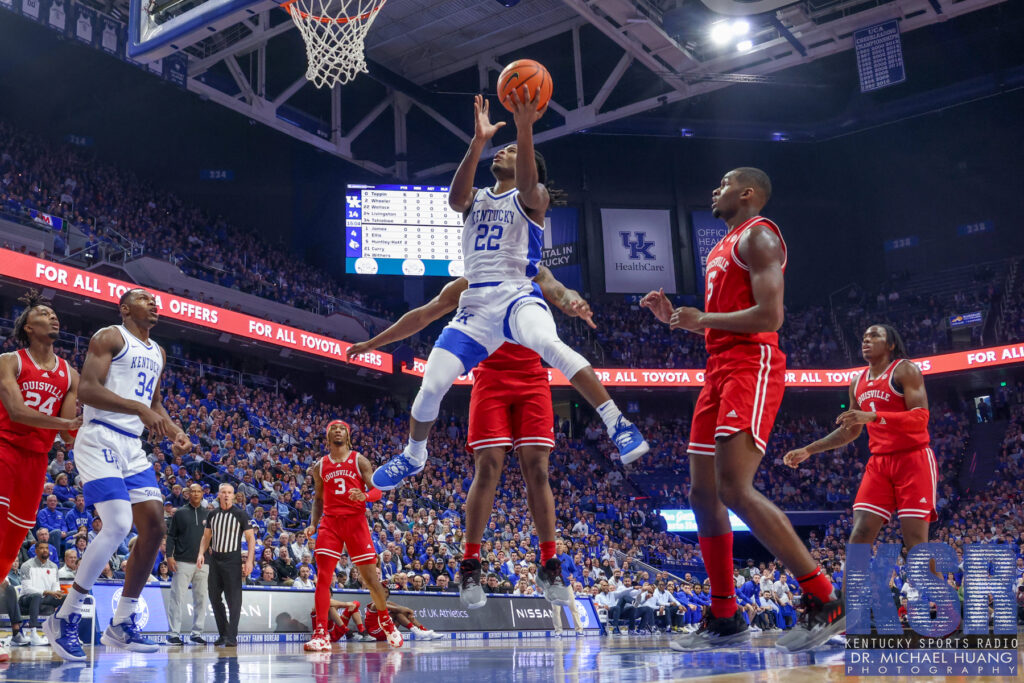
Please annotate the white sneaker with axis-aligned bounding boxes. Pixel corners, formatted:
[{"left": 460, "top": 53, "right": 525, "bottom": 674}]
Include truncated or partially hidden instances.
[
  {"left": 29, "top": 630, "right": 49, "bottom": 646},
  {"left": 10, "top": 631, "right": 29, "bottom": 646},
  {"left": 0, "top": 641, "right": 10, "bottom": 662}
]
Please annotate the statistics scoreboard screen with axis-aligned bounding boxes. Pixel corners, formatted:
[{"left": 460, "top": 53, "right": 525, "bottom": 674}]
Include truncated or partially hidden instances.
[{"left": 345, "top": 184, "right": 466, "bottom": 276}]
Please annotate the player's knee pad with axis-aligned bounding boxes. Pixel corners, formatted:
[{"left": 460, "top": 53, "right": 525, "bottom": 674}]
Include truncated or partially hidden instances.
[{"left": 410, "top": 347, "right": 463, "bottom": 423}]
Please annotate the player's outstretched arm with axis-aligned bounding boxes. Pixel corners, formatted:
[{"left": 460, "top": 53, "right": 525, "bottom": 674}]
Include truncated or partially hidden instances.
[
  {"left": 673, "top": 225, "right": 785, "bottom": 334},
  {"left": 0, "top": 354, "right": 82, "bottom": 431},
  {"left": 508, "top": 87, "right": 549, "bottom": 212},
  {"left": 151, "top": 347, "right": 190, "bottom": 455},
  {"left": 57, "top": 367, "right": 82, "bottom": 445},
  {"left": 449, "top": 95, "right": 504, "bottom": 213},
  {"left": 533, "top": 265, "right": 595, "bottom": 329},
  {"left": 305, "top": 461, "right": 325, "bottom": 537},
  {"left": 346, "top": 279, "right": 468, "bottom": 359},
  {"left": 785, "top": 379, "right": 862, "bottom": 468}
]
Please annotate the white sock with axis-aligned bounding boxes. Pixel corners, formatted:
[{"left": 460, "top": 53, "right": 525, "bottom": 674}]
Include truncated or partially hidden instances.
[
  {"left": 57, "top": 588, "right": 89, "bottom": 618},
  {"left": 406, "top": 437, "right": 428, "bottom": 465},
  {"left": 597, "top": 400, "right": 623, "bottom": 432},
  {"left": 113, "top": 596, "right": 140, "bottom": 625}
]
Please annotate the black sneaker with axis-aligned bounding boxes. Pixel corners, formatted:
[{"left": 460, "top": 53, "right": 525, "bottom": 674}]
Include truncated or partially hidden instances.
[
  {"left": 535, "top": 558, "right": 571, "bottom": 604},
  {"left": 189, "top": 634, "right": 208, "bottom": 645},
  {"left": 224, "top": 638, "right": 237, "bottom": 647},
  {"left": 775, "top": 594, "right": 845, "bottom": 652},
  {"left": 669, "top": 608, "right": 750, "bottom": 651},
  {"left": 165, "top": 635, "right": 184, "bottom": 645},
  {"left": 459, "top": 558, "right": 486, "bottom": 609},
  {"left": 214, "top": 637, "right": 225, "bottom": 646}
]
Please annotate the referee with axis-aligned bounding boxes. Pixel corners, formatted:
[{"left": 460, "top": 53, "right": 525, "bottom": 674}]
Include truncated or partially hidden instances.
[{"left": 196, "top": 483, "right": 255, "bottom": 647}]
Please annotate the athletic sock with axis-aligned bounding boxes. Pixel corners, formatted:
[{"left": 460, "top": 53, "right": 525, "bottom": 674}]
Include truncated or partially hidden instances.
[
  {"left": 539, "top": 541, "right": 557, "bottom": 564},
  {"left": 597, "top": 400, "right": 623, "bottom": 433},
  {"left": 406, "top": 437, "right": 428, "bottom": 465},
  {"left": 112, "top": 596, "right": 139, "bottom": 625},
  {"left": 356, "top": 623, "right": 365, "bottom": 633},
  {"left": 57, "top": 588, "right": 89, "bottom": 619},
  {"left": 796, "top": 567, "right": 834, "bottom": 604},
  {"left": 464, "top": 543, "right": 481, "bottom": 561},
  {"left": 698, "top": 532, "right": 737, "bottom": 618}
]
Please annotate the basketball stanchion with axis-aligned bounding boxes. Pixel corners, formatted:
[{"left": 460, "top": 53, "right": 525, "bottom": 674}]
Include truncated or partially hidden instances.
[{"left": 80, "top": 594, "right": 97, "bottom": 666}]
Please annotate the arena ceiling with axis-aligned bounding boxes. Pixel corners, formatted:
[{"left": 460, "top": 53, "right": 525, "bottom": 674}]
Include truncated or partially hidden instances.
[{"left": 106, "top": 0, "right": 1018, "bottom": 177}]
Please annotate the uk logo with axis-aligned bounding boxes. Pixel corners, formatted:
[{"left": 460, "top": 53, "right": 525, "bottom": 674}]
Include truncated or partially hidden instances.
[
  {"left": 619, "top": 231, "right": 655, "bottom": 260},
  {"left": 454, "top": 309, "right": 474, "bottom": 325}
]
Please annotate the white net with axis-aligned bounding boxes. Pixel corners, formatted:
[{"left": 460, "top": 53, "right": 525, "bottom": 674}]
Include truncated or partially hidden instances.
[{"left": 284, "top": 0, "right": 387, "bottom": 89}]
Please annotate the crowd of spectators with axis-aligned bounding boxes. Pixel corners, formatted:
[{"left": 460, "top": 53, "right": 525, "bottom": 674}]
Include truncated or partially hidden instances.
[{"left": 0, "top": 120, "right": 392, "bottom": 319}]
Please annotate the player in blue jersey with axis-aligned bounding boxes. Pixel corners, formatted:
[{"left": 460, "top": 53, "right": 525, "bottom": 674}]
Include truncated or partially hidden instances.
[
  {"left": 45, "top": 289, "right": 191, "bottom": 661},
  {"left": 373, "top": 89, "right": 648, "bottom": 491}
]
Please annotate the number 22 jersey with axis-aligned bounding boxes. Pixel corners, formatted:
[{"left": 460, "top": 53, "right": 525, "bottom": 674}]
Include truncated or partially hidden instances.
[{"left": 461, "top": 187, "right": 543, "bottom": 286}]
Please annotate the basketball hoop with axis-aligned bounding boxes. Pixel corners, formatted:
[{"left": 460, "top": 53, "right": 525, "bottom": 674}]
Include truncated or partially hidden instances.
[{"left": 282, "top": 0, "right": 387, "bottom": 89}]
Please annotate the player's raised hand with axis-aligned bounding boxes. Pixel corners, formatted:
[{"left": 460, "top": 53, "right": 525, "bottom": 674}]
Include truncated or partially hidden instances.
[
  {"left": 783, "top": 447, "right": 811, "bottom": 469},
  {"left": 508, "top": 86, "right": 547, "bottom": 129},
  {"left": 640, "top": 288, "right": 674, "bottom": 324},
  {"left": 473, "top": 94, "right": 506, "bottom": 141},
  {"left": 346, "top": 341, "right": 376, "bottom": 361}
]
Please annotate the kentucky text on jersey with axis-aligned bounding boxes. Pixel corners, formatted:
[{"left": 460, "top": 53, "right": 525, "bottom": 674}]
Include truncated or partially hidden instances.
[
  {"left": 129, "top": 356, "right": 161, "bottom": 373},
  {"left": 468, "top": 208, "right": 515, "bottom": 224}
]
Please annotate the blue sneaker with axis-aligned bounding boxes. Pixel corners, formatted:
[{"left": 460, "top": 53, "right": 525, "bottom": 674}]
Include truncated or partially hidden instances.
[
  {"left": 43, "top": 613, "right": 86, "bottom": 662},
  {"left": 371, "top": 452, "right": 425, "bottom": 491},
  {"left": 101, "top": 613, "right": 159, "bottom": 653},
  {"left": 611, "top": 416, "right": 649, "bottom": 465}
]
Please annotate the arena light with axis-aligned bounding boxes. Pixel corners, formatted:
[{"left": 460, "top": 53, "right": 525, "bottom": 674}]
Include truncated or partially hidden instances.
[
  {"left": 736, "top": 39, "right": 754, "bottom": 52},
  {"left": 731, "top": 19, "right": 750, "bottom": 36},
  {"left": 710, "top": 22, "right": 732, "bottom": 45}
]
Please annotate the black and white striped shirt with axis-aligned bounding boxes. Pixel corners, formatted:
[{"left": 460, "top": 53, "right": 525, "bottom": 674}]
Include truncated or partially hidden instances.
[{"left": 204, "top": 506, "right": 253, "bottom": 555}]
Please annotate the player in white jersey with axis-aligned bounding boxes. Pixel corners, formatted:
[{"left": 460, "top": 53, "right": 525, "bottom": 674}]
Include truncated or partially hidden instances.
[
  {"left": 373, "top": 89, "right": 648, "bottom": 491},
  {"left": 45, "top": 289, "right": 191, "bottom": 661}
]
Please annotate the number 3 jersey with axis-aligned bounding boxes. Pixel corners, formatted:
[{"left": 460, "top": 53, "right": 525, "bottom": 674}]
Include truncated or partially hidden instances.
[
  {"left": 320, "top": 452, "right": 369, "bottom": 517},
  {"left": 461, "top": 187, "right": 543, "bottom": 285},
  {"left": 0, "top": 348, "right": 73, "bottom": 456},
  {"left": 82, "top": 325, "right": 163, "bottom": 438}
]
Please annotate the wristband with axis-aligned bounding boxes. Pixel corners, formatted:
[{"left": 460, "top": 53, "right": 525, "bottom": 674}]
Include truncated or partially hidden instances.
[{"left": 365, "top": 487, "right": 382, "bottom": 503}]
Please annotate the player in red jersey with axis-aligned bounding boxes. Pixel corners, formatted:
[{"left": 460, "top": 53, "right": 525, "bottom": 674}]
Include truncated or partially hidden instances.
[
  {"left": 363, "top": 597, "right": 441, "bottom": 641},
  {"left": 304, "top": 420, "right": 401, "bottom": 651},
  {"left": 0, "top": 292, "right": 82, "bottom": 616},
  {"left": 310, "top": 598, "right": 376, "bottom": 642},
  {"left": 785, "top": 324, "right": 935, "bottom": 584},
  {"left": 347, "top": 265, "right": 592, "bottom": 607},
  {"left": 642, "top": 168, "right": 842, "bottom": 653}
]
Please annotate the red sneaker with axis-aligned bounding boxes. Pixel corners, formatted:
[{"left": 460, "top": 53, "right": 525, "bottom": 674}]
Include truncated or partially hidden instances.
[
  {"left": 304, "top": 626, "right": 331, "bottom": 652},
  {"left": 378, "top": 613, "right": 403, "bottom": 648}
]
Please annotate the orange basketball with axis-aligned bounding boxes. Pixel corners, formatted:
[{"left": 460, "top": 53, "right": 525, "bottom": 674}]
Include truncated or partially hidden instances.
[{"left": 498, "top": 59, "right": 553, "bottom": 113}]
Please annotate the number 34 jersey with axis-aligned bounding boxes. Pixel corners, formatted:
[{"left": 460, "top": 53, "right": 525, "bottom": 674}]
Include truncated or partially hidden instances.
[
  {"left": 0, "top": 348, "right": 73, "bottom": 456},
  {"left": 461, "top": 187, "right": 544, "bottom": 286},
  {"left": 82, "top": 325, "right": 163, "bottom": 438}
]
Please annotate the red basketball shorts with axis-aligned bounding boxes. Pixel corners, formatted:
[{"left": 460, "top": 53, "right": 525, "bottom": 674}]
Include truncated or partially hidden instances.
[
  {"left": 687, "top": 344, "right": 786, "bottom": 457},
  {"left": 364, "top": 608, "right": 388, "bottom": 642},
  {"left": 853, "top": 447, "right": 938, "bottom": 522},
  {"left": 466, "top": 369, "right": 554, "bottom": 453},
  {"left": 314, "top": 514, "right": 377, "bottom": 566},
  {"left": 0, "top": 445, "right": 48, "bottom": 537}
]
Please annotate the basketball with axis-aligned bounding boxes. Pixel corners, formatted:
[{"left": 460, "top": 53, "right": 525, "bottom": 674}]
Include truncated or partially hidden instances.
[{"left": 498, "top": 59, "right": 553, "bottom": 113}]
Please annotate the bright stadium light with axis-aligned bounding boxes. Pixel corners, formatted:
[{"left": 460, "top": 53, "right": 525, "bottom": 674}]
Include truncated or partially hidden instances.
[
  {"left": 736, "top": 39, "right": 753, "bottom": 52},
  {"left": 710, "top": 22, "right": 732, "bottom": 45},
  {"left": 731, "top": 19, "right": 750, "bottom": 36}
]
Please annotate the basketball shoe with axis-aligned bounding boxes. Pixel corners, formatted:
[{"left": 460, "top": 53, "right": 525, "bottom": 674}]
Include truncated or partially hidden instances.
[
  {"left": 775, "top": 594, "right": 845, "bottom": 652},
  {"left": 101, "top": 613, "right": 159, "bottom": 653},
  {"left": 668, "top": 608, "right": 750, "bottom": 651},
  {"left": 535, "top": 558, "right": 571, "bottom": 604},
  {"left": 459, "top": 558, "right": 486, "bottom": 609},
  {"left": 305, "top": 626, "right": 331, "bottom": 652},
  {"left": 611, "top": 416, "right": 649, "bottom": 465},
  {"left": 378, "top": 612, "right": 403, "bottom": 648},
  {"left": 372, "top": 451, "right": 426, "bottom": 491},
  {"left": 43, "top": 613, "right": 86, "bottom": 662}
]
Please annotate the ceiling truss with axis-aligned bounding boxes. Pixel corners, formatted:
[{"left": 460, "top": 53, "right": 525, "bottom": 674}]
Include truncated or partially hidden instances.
[{"left": 180, "top": 0, "right": 1006, "bottom": 180}]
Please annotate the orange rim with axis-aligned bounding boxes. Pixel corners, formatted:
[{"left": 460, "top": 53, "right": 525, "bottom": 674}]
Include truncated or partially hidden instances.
[{"left": 280, "top": 0, "right": 383, "bottom": 25}]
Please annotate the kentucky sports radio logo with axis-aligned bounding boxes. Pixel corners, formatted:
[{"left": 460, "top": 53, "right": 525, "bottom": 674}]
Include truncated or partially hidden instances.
[
  {"left": 111, "top": 588, "right": 149, "bottom": 629},
  {"left": 619, "top": 231, "right": 655, "bottom": 260}
]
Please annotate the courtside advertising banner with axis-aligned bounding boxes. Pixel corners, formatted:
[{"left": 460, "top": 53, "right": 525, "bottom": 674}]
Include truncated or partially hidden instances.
[
  {"left": 403, "top": 342, "right": 1024, "bottom": 387},
  {"left": 0, "top": 248, "right": 391, "bottom": 372},
  {"left": 601, "top": 208, "right": 677, "bottom": 294},
  {"left": 89, "top": 584, "right": 601, "bottom": 634}
]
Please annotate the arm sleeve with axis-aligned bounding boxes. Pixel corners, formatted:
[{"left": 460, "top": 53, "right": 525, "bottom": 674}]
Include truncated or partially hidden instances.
[
  {"left": 364, "top": 487, "right": 382, "bottom": 503},
  {"left": 873, "top": 408, "right": 929, "bottom": 431}
]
